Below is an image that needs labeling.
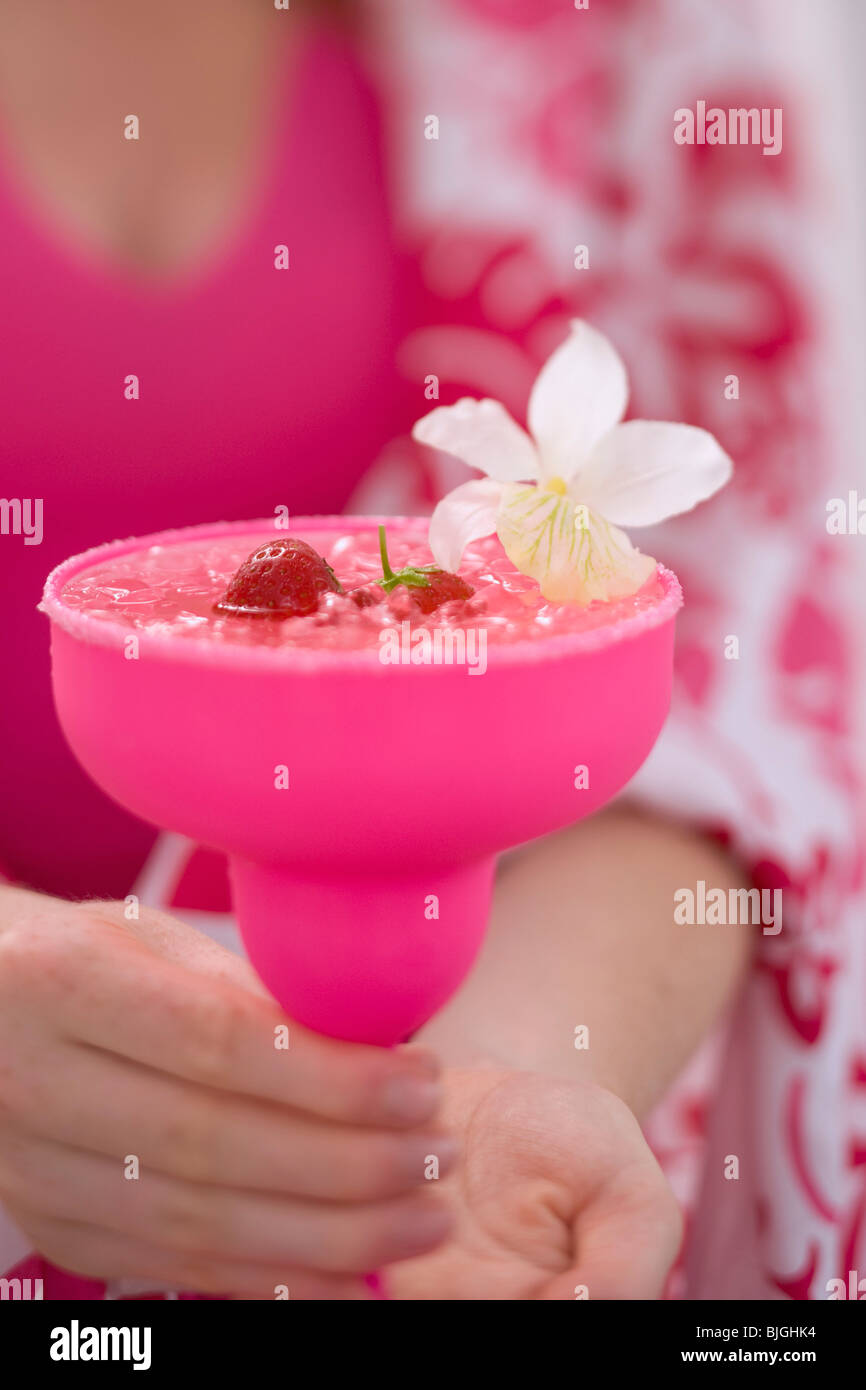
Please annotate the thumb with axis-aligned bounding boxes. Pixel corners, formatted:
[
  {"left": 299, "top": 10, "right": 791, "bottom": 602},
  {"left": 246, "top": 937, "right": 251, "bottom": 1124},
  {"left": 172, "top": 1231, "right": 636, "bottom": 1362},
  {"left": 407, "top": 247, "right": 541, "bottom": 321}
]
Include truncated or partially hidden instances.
[{"left": 535, "top": 1166, "right": 683, "bottom": 1301}]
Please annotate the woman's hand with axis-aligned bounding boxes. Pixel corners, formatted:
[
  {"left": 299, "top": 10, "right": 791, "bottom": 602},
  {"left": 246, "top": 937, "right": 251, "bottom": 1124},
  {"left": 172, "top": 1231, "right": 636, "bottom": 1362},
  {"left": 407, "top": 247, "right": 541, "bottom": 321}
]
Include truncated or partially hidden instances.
[
  {"left": 388, "top": 1067, "right": 682, "bottom": 1300},
  {"left": 390, "top": 809, "right": 750, "bottom": 1301},
  {"left": 0, "top": 889, "right": 454, "bottom": 1298}
]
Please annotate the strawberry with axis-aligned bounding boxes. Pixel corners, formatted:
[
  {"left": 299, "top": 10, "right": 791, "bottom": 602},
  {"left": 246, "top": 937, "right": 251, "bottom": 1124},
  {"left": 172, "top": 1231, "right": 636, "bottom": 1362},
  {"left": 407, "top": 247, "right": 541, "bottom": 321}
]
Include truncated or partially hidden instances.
[
  {"left": 408, "top": 570, "right": 474, "bottom": 614},
  {"left": 215, "top": 538, "right": 343, "bottom": 617},
  {"left": 375, "top": 526, "right": 474, "bottom": 614}
]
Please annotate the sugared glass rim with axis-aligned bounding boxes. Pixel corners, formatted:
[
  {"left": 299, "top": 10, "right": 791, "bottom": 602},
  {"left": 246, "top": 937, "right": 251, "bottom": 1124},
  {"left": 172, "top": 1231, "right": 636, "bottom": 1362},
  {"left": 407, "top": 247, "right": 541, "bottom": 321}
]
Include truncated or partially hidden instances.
[{"left": 41, "top": 516, "right": 683, "bottom": 672}]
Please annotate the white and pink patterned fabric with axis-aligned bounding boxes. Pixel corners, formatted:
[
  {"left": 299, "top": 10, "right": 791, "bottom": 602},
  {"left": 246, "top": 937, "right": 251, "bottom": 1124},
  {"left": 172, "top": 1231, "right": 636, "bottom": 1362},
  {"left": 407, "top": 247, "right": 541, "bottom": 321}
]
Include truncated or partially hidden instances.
[{"left": 2, "top": 0, "right": 862, "bottom": 1299}]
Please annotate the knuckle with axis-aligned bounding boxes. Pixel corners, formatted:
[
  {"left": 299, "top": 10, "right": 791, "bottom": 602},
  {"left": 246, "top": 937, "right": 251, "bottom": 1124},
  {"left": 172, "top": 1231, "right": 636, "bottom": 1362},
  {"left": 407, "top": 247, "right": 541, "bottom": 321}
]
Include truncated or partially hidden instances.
[
  {"left": 156, "top": 1183, "right": 223, "bottom": 1255},
  {"left": 157, "top": 1093, "right": 224, "bottom": 1184},
  {"left": 0, "top": 916, "right": 53, "bottom": 994},
  {"left": 184, "top": 992, "right": 247, "bottom": 1087},
  {"left": 0, "top": 909, "right": 94, "bottom": 1008}
]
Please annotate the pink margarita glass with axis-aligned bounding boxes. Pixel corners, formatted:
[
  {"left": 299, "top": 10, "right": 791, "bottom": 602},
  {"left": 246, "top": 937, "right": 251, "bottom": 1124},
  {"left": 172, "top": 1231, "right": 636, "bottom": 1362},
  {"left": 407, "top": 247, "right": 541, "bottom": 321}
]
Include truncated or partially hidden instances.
[{"left": 42, "top": 516, "right": 682, "bottom": 1046}]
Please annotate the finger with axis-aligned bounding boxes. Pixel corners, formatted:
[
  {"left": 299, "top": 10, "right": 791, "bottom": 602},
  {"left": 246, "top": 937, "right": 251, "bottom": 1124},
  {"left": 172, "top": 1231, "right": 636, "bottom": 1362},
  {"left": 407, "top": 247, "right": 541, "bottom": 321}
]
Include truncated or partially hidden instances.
[
  {"left": 25, "top": 912, "right": 442, "bottom": 1127},
  {"left": 5, "top": 1134, "right": 454, "bottom": 1274},
  {"left": 6, "top": 1203, "right": 371, "bottom": 1299},
  {"left": 99, "top": 901, "right": 272, "bottom": 999},
  {"left": 2, "top": 1129, "right": 454, "bottom": 1273},
  {"left": 13, "top": 1045, "right": 456, "bottom": 1198},
  {"left": 536, "top": 1163, "right": 683, "bottom": 1300}
]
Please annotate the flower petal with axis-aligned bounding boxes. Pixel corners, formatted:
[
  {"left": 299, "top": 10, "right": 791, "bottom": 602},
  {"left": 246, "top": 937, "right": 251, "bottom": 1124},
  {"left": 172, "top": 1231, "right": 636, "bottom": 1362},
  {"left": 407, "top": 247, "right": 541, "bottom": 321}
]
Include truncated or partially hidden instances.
[
  {"left": 412, "top": 398, "right": 538, "bottom": 482},
  {"left": 496, "top": 484, "right": 657, "bottom": 604},
  {"left": 428, "top": 478, "right": 504, "bottom": 572},
  {"left": 527, "top": 320, "right": 629, "bottom": 483},
  {"left": 574, "top": 420, "right": 733, "bottom": 527}
]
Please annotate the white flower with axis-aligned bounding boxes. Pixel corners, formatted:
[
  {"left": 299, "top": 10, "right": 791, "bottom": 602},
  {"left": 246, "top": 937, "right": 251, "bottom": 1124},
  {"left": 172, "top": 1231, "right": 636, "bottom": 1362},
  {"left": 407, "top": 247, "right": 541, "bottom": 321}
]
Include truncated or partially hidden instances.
[{"left": 412, "top": 320, "right": 733, "bottom": 603}]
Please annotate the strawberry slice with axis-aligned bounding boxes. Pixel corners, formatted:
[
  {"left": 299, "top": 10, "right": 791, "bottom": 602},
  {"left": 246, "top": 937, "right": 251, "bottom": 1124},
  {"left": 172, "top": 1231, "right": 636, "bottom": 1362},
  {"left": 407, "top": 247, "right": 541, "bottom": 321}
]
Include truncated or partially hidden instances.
[{"left": 215, "top": 538, "right": 343, "bottom": 617}]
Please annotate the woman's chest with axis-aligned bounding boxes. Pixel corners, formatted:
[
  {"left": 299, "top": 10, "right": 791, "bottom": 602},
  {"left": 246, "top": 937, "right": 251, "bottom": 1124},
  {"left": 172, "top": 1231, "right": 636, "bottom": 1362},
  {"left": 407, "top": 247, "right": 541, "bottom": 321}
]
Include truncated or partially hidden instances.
[{"left": 0, "top": 33, "right": 405, "bottom": 522}]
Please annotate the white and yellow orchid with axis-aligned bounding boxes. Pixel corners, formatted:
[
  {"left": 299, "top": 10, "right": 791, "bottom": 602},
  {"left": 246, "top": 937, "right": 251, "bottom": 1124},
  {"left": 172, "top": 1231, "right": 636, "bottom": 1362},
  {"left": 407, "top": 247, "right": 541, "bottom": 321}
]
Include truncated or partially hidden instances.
[{"left": 412, "top": 320, "right": 733, "bottom": 604}]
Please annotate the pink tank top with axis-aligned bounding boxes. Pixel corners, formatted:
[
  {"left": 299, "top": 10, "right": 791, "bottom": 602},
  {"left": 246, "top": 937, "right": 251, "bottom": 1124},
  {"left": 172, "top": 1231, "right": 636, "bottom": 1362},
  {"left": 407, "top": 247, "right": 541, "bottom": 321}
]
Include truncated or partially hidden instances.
[{"left": 0, "top": 24, "right": 406, "bottom": 898}]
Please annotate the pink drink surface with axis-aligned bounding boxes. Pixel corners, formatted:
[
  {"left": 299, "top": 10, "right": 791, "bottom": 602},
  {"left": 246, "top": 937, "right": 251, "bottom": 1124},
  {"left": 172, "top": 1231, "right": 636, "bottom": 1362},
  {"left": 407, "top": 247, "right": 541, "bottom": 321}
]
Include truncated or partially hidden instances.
[{"left": 58, "top": 528, "right": 668, "bottom": 650}]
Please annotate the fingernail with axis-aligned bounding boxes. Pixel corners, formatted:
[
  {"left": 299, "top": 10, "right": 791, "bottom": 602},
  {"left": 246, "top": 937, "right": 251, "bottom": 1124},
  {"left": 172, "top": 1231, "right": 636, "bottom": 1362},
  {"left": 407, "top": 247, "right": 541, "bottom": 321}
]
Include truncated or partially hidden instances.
[
  {"left": 393, "top": 1202, "right": 453, "bottom": 1257},
  {"left": 403, "top": 1133, "right": 459, "bottom": 1181},
  {"left": 381, "top": 1075, "right": 440, "bottom": 1123}
]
